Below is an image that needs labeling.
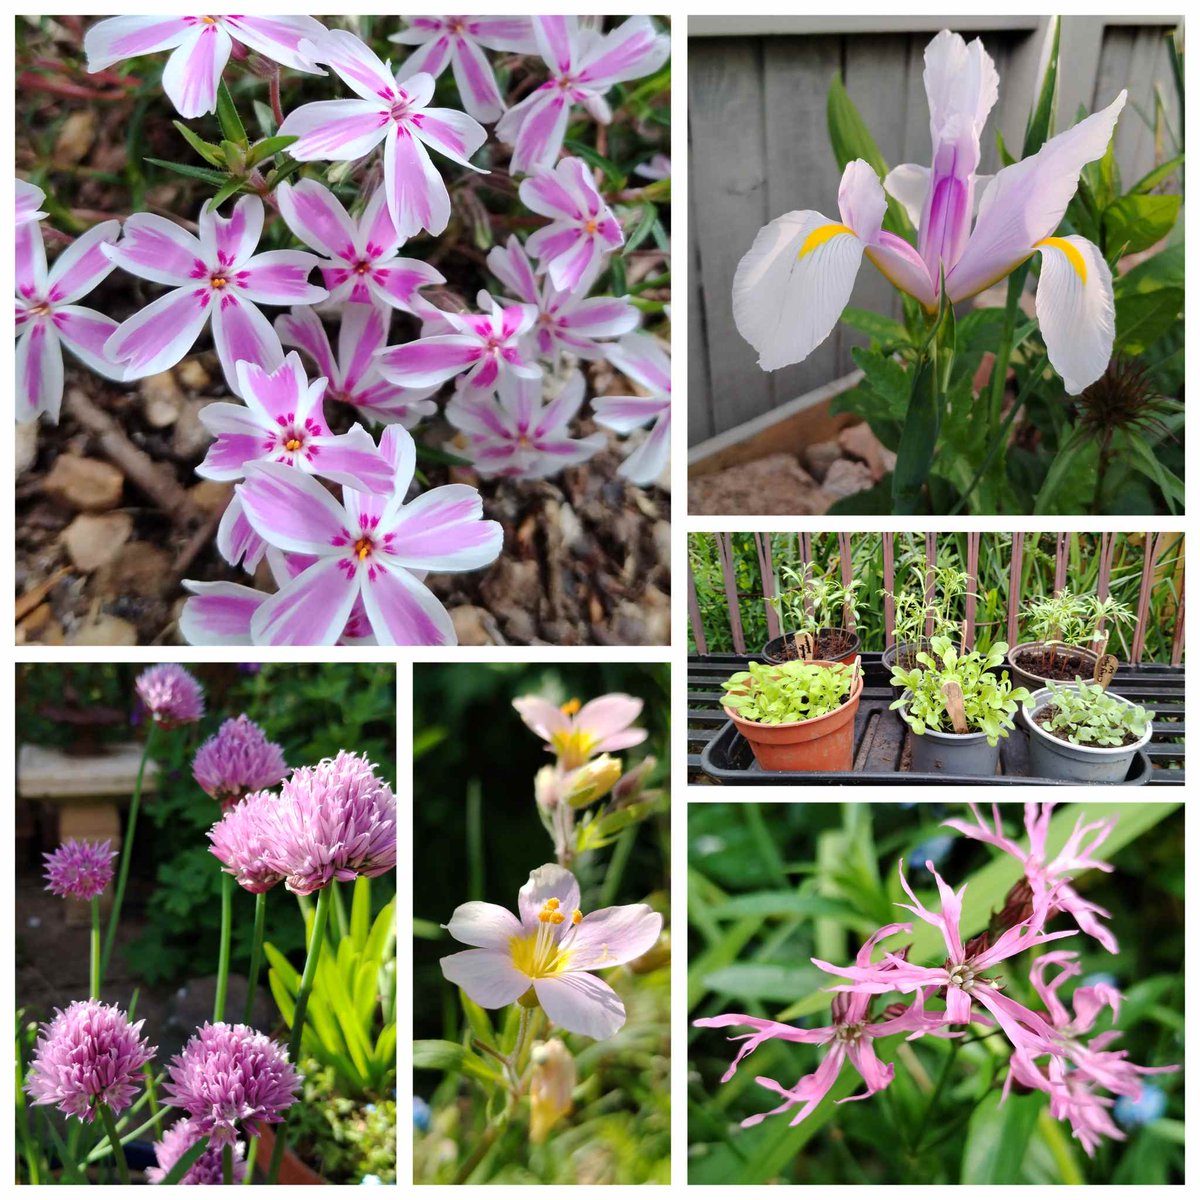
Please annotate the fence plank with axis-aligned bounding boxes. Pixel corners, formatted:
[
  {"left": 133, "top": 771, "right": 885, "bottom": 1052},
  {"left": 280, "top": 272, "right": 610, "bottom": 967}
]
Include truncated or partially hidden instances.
[
  {"left": 716, "top": 533, "right": 746, "bottom": 654},
  {"left": 1054, "top": 534, "right": 1068, "bottom": 593},
  {"left": 1131, "top": 532, "right": 1160, "bottom": 663},
  {"left": 755, "top": 533, "right": 781, "bottom": 639},
  {"left": 965, "top": 532, "right": 980, "bottom": 645},
  {"left": 883, "top": 532, "right": 895, "bottom": 643},
  {"left": 687, "top": 558, "right": 708, "bottom": 656},
  {"left": 1007, "top": 533, "right": 1024, "bottom": 646},
  {"left": 923, "top": 533, "right": 936, "bottom": 637}
]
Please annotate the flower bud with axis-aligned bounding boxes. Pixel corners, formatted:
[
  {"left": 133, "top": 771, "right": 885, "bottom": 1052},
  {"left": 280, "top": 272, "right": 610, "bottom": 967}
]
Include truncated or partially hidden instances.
[
  {"left": 561, "top": 755, "right": 622, "bottom": 809},
  {"left": 613, "top": 755, "right": 656, "bottom": 802},
  {"left": 529, "top": 1039, "right": 575, "bottom": 1143},
  {"left": 534, "top": 765, "right": 561, "bottom": 811}
]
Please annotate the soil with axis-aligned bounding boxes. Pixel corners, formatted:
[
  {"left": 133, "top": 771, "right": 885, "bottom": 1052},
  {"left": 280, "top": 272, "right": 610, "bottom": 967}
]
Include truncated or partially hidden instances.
[
  {"left": 1032, "top": 705, "right": 1142, "bottom": 748},
  {"left": 771, "top": 628, "right": 856, "bottom": 662},
  {"left": 1012, "top": 645, "right": 1097, "bottom": 682},
  {"left": 16, "top": 357, "right": 671, "bottom": 647}
]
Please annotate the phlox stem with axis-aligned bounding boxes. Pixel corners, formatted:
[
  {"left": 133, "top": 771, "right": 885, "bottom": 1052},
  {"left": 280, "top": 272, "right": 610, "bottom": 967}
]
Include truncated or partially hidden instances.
[
  {"left": 89, "top": 897, "right": 100, "bottom": 1000},
  {"left": 101, "top": 723, "right": 156, "bottom": 983},
  {"left": 214, "top": 871, "right": 233, "bottom": 1022},
  {"left": 266, "top": 884, "right": 332, "bottom": 1184},
  {"left": 98, "top": 1105, "right": 130, "bottom": 1185},
  {"left": 244, "top": 891, "right": 267, "bottom": 1025}
]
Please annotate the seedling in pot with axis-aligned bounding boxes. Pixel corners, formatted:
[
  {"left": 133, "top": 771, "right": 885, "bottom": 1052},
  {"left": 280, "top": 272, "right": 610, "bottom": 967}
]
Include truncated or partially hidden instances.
[
  {"left": 1031, "top": 678, "right": 1154, "bottom": 748},
  {"left": 1022, "top": 589, "right": 1135, "bottom": 674},
  {"left": 885, "top": 561, "right": 975, "bottom": 665},
  {"left": 722, "top": 658, "right": 858, "bottom": 725},
  {"left": 768, "top": 569, "right": 861, "bottom": 661}
]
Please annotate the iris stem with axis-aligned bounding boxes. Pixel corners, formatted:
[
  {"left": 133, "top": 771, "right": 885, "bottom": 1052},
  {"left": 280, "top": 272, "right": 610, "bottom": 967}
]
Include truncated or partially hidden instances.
[
  {"left": 266, "top": 884, "right": 332, "bottom": 1184},
  {"left": 214, "top": 871, "right": 233, "bottom": 1022},
  {"left": 101, "top": 723, "right": 156, "bottom": 983},
  {"left": 89, "top": 897, "right": 100, "bottom": 1000},
  {"left": 244, "top": 891, "right": 267, "bottom": 1025},
  {"left": 223, "top": 1143, "right": 234, "bottom": 1185},
  {"left": 98, "top": 1106, "right": 130, "bottom": 1185}
]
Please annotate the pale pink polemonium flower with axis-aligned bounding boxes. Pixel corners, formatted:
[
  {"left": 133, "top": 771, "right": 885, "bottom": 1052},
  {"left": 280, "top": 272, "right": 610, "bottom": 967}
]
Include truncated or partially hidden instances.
[
  {"left": 735, "top": 30, "right": 1125, "bottom": 393},
  {"left": 520, "top": 157, "right": 624, "bottom": 293},
  {"left": 446, "top": 369, "right": 605, "bottom": 479},
  {"left": 275, "top": 181, "right": 444, "bottom": 312},
  {"left": 696, "top": 925, "right": 954, "bottom": 1126},
  {"left": 278, "top": 302, "right": 438, "bottom": 428},
  {"left": 390, "top": 16, "right": 538, "bottom": 124},
  {"left": 103, "top": 195, "right": 325, "bottom": 389},
  {"left": 486, "top": 235, "right": 639, "bottom": 363},
  {"left": 375, "top": 299, "right": 540, "bottom": 396},
  {"left": 279, "top": 29, "right": 488, "bottom": 241},
  {"left": 16, "top": 217, "right": 122, "bottom": 423},
  {"left": 84, "top": 15, "right": 327, "bottom": 119},
  {"left": 440, "top": 862, "right": 662, "bottom": 1040},
  {"left": 197, "top": 352, "right": 395, "bottom": 492},
  {"left": 813, "top": 860, "right": 1075, "bottom": 1058},
  {"left": 235, "top": 424, "right": 502, "bottom": 645},
  {"left": 17, "top": 179, "right": 47, "bottom": 226},
  {"left": 513, "top": 692, "right": 647, "bottom": 769},
  {"left": 496, "top": 16, "right": 670, "bottom": 174},
  {"left": 593, "top": 332, "right": 671, "bottom": 486},
  {"left": 943, "top": 802, "right": 1118, "bottom": 953}
]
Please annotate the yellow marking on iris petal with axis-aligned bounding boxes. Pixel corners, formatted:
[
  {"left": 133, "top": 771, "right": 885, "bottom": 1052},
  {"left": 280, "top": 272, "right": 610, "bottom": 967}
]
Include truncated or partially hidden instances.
[
  {"left": 1035, "top": 237, "right": 1088, "bottom": 284},
  {"left": 798, "top": 222, "right": 856, "bottom": 260}
]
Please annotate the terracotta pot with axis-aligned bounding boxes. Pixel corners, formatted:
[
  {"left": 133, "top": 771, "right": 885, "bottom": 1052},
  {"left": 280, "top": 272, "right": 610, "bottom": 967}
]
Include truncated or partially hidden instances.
[
  {"left": 254, "top": 1127, "right": 325, "bottom": 1185},
  {"left": 1007, "top": 641, "right": 1101, "bottom": 693},
  {"left": 724, "top": 661, "right": 864, "bottom": 772},
  {"left": 762, "top": 627, "right": 861, "bottom": 666}
]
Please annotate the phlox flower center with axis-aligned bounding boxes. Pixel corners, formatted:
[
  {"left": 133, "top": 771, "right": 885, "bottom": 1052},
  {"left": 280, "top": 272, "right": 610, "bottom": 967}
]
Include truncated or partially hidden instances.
[
  {"left": 28, "top": 299, "right": 52, "bottom": 318},
  {"left": 510, "top": 897, "right": 583, "bottom": 978},
  {"left": 271, "top": 413, "right": 320, "bottom": 458},
  {"left": 584, "top": 219, "right": 599, "bottom": 234},
  {"left": 353, "top": 259, "right": 372, "bottom": 276}
]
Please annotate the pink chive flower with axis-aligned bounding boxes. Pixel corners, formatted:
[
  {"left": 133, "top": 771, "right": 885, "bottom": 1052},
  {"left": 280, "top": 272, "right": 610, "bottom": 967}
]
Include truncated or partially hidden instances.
[
  {"left": 43, "top": 839, "right": 116, "bottom": 902},
  {"left": 279, "top": 29, "right": 488, "bottom": 242},
  {"left": 16, "top": 217, "right": 122, "bottom": 424},
  {"left": 136, "top": 663, "right": 205, "bottom": 727},
  {"left": 486, "top": 235, "right": 639, "bottom": 363},
  {"left": 235, "top": 424, "right": 501, "bottom": 645},
  {"left": 277, "top": 302, "right": 438, "bottom": 429},
  {"left": 192, "top": 714, "right": 288, "bottom": 806},
  {"left": 208, "top": 788, "right": 286, "bottom": 893},
  {"left": 943, "top": 802, "right": 1119, "bottom": 953},
  {"left": 813, "top": 860, "right": 1076, "bottom": 1058},
  {"left": 276, "top": 181, "right": 444, "bottom": 312},
  {"left": 593, "top": 332, "right": 672, "bottom": 485},
  {"left": 25, "top": 999, "right": 156, "bottom": 1121},
  {"left": 375, "top": 299, "right": 540, "bottom": 397},
  {"left": 519, "top": 157, "right": 624, "bottom": 294},
  {"left": 180, "top": 553, "right": 377, "bottom": 647},
  {"left": 496, "top": 16, "right": 670, "bottom": 175},
  {"left": 17, "top": 178, "right": 47, "bottom": 226},
  {"left": 513, "top": 692, "right": 647, "bottom": 770},
  {"left": 446, "top": 368, "right": 605, "bottom": 479},
  {"left": 257, "top": 751, "right": 397, "bottom": 895},
  {"left": 84, "top": 15, "right": 328, "bottom": 119},
  {"left": 103, "top": 195, "right": 326, "bottom": 390},
  {"left": 695, "top": 926, "right": 954, "bottom": 1127},
  {"left": 390, "top": 17, "right": 538, "bottom": 124},
  {"left": 161, "top": 1022, "right": 300, "bottom": 1147},
  {"left": 147, "top": 1118, "right": 246, "bottom": 1185},
  {"left": 441, "top": 862, "right": 662, "bottom": 1040},
  {"left": 197, "top": 352, "right": 395, "bottom": 496}
]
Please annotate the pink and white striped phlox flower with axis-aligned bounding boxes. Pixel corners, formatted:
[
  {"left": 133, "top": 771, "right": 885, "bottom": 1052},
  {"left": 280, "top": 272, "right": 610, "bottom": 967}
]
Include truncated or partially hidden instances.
[
  {"left": 496, "top": 16, "right": 670, "bottom": 174},
  {"left": 104, "top": 195, "right": 325, "bottom": 389},
  {"left": 17, "top": 178, "right": 47, "bottom": 227},
  {"left": 593, "top": 332, "right": 671, "bottom": 486},
  {"left": 279, "top": 28, "right": 488, "bottom": 242},
  {"left": 390, "top": 17, "right": 537, "bottom": 124},
  {"left": 84, "top": 15, "right": 328, "bottom": 119}
]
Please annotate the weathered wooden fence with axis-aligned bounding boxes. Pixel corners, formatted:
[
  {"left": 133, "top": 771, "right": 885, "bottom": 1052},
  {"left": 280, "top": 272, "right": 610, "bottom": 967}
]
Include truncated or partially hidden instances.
[
  {"left": 688, "top": 531, "right": 1186, "bottom": 663},
  {"left": 688, "top": 16, "right": 1184, "bottom": 444}
]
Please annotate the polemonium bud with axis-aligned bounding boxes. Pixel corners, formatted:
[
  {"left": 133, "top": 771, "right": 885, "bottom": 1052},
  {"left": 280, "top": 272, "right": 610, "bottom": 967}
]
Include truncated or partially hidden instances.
[
  {"left": 562, "top": 755, "right": 622, "bottom": 809},
  {"left": 529, "top": 1039, "right": 575, "bottom": 1143}
]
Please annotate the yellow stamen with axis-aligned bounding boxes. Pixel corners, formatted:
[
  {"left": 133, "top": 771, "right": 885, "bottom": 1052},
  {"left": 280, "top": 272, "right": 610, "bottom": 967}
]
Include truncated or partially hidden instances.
[
  {"left": 1035, "top": 236, "right": 1088, "bottom": 284},
  {"left": 353, "top": 537, "right": 372, "bottom": 561},
  {"left": 560, "top": 698, "right": 581, "bottom": 716},
  {"left": 571, "top": 909, "right": 582, "bottom": 926},
  {"left": 284, "top": 438, "right": 302, "bottom": 452},
  {"left": 798, "top": 222, "right": 856, "bottom": 260},
  {"left": 585, "top": 219, "right": 599, "bottom": 234},
  {"left": 211, "top": 276, "right": 227, "bottom": 289},
  {"left": 544, "top": 898, "right": 560, "bottom": 910}
]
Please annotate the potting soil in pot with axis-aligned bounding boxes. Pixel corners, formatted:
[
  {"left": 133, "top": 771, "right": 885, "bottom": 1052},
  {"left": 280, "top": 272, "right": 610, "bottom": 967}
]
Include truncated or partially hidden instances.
[
  {"left": 776, "top": 630, "right": 856, "bottom": 661},
  {"left": 1030, "top": 704, "right": 1143, "bottom": 748},
  {"left": 1011, "top": 646, "right": 1098, "bottom": 682}
]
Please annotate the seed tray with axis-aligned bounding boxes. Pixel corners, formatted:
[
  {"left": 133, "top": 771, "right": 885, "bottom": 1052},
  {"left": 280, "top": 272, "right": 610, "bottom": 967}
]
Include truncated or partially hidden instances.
[{"left": 688, "top": 653, "right": 1184, "bottom": 786}]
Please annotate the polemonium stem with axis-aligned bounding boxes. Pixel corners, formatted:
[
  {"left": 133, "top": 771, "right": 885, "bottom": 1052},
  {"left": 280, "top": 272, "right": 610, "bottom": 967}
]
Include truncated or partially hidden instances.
[
  {"left": 98, "top": 1105, "right": 130, "bottom": 1185},
  {"left": 244, "top": 891, "right": 267, "bottom": 1025},
  {"left": 101, "top": 724, "right": 156, "bottom": 982},
  {"left": 223, "top": 1143, "right": 233, "bottom": 1185},
  {"left": 242, "top": 1137, "right": 258, "bottom": 1184},
  {"left": 266, "top": 884, "right": 332, "bottom": 1184},
  {"left": 90, "top": 897, "right": 100, "bottom": 1000},
  {"left": 214, "top": 871, "right": 232, "bottom": 1022}
]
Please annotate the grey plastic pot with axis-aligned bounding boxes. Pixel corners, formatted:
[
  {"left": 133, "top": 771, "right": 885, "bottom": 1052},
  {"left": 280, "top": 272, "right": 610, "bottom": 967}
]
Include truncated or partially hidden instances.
[
  {"left": 1007, "top": 641, "right": 1101, "bottom": 693},
  {"left": 882, "top": 639, "right": 933, "bottom": 702},
  {"left": 898, "top": 701, "right": 1001, "bottom": 776},
  {"left": 1022, "top": 687, "right": 1152, "bottom": 783}
]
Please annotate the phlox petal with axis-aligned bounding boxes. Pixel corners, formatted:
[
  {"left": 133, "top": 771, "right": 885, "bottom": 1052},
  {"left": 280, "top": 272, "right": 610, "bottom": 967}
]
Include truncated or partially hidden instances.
[
  {"left": 276, "top": 305, "right": 339, "bottom": 386},
  {"left": 250, "top": 556, "right": 360, "bottom": 646},
  {"left": 210, "top": 293, "right": 285, "bottom": 390},
  {"left": 106, "top": 286, "right": 209, "bottom": 377},
  {"left": 55, "top": 307, "right": 123, "bottom": 380},
  {"left": 278, "top": 100, "right": 391, "bottom": 161},
  {"left": 105, "top": 212, "right": 204, "bottom": 287},
  {"left": 237, "top": 251, "right": 326, "bottom": 306},
  {"left": 222, "top": 16, "right": 328, "bottom": 73},
  {"left": 306, "top": 28, "right": 397, "bottom": 104},
  {"left": 200, "top": 195, "right": 264, "bottom": 271},
  {"left": 449, "top": 35, "right": 506, "bottom": 124},
  {"left": 238, "top": 462, "right": 350, "bottom": 556},
  {"left": 84, "top": 16, "right": 192, "bottom": 72},
  {"left": 179, "top": 579, "right": 264, "bottom": 645},
  {"left": 384, "top": 126, "right": 451, "bottom": 241},
  {"left": 359, "top": 562, "right": 457, "bottom": 646},
  {"left": 47, "top": 220, "right": 120, "bottom": 304},
  {"left": 161, "top": 22, "right": 232, "bottom": 119},
  {"left": 276, "top": 180, "right": 358, "bottom": 263},
  {"left": 16, "top": 321, "right": 64, "bottom": 424},
  {"left": 576, "top": 15, "right": 669, "bottom": 88},
  {"left": 386, "top": 485, "right": 503, "bottom": 572}
]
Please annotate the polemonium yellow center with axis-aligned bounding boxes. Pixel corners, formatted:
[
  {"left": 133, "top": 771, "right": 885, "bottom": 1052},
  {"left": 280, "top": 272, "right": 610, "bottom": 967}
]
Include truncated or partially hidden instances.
[
  {"left": 798, "top": 222, "right": 856, "bottom": 260},
  {"left": 549, "top": 727, "right": 597, "bottom": 769},
  {"left": 510, "top": 898, "right": 584, "bottom": 978}
]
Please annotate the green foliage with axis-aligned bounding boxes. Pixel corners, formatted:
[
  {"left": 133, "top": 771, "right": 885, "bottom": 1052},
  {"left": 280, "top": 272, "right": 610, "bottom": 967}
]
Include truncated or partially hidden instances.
[
  {"left": 889, "top": 637, "right": 1029, "bottom": 745},
  {"left": 1022, "top": 588, "right": 1134, "bottom": 650},
  {"left": 722, "top": 660, "right": 856, "bottom": 725},
  {"left": 886, "top": 561, "right": 974, "bottom": 648},
  {"left": 267, "top": 876, "right": 396, "bottom": 1101},
  {"left": 1032, "top": 679, "right": 1154, "bottom": 747},
  {"left": 768, "top": 568, "right": 860, "bottom": 637}
]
